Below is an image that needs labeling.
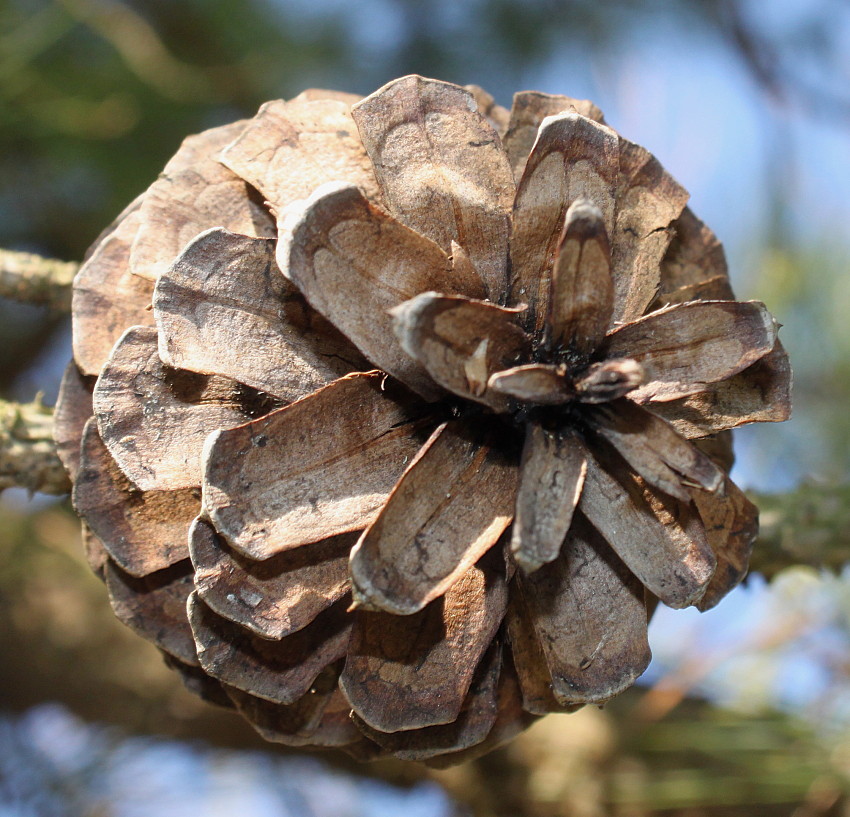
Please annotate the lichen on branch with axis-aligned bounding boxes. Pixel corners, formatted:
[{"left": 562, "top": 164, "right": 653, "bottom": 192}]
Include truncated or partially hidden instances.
[
  {"left": 0, "top": 248, "right": 78, "bottom": 311},
  {"left": 0, "top": 398, "right": 70, "bottom": 495},
  {"left": 750, "top": 484, "right": 850, "bottom": 578}
]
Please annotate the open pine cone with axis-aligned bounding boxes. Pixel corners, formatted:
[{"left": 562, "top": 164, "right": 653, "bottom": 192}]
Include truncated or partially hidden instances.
[{"left": 55, "top": 76, "right": 791, "bottom": 763}]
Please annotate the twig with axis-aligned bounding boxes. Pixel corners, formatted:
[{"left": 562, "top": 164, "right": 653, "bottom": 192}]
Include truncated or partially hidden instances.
[
  {"left": 750, "top": 483, "right": 850, "bottom": 579},
  {"left": 1, "top": 392, "right": 848, "bottom": 577},
  {"left": 0, "top": 398, "right": 70, "bottom": 495},
  {"left": 717, "top": 0, "right": 850, "bottom": 126},
  {"left": 0, "top": 248, "right": 78, "bottom": 311},
  {"left": 54, "top": 0, "right": 217, "bottom": 103}
]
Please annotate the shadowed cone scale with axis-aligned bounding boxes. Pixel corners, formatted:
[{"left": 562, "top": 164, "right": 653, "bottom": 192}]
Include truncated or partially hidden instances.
[{"left": 54, "top": 75, "right": 791, "bottom": 763}]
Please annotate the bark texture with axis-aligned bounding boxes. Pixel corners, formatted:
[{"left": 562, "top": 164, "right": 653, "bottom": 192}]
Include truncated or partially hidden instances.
[{"left": 0, "top": 248, "right": 78, "bottom": 311}]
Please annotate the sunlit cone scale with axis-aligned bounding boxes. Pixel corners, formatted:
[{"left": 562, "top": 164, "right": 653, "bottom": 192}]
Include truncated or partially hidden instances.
[{"left": 55, "top": 76, "right": 791, "bottom": 762}]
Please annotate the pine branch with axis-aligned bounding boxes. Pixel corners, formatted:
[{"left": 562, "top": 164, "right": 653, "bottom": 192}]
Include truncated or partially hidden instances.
[
  {"left": 0, "top": 398, "right": 70, "bottom": 495},
  {"left": 0, "top": 394, "right": 848, "bottom": 580},
  {"left": 749, "top": 483, "right": 850, "bottom": 579},
  {"left": 0, "top": 248, "right": 78, "bottom": 311}
]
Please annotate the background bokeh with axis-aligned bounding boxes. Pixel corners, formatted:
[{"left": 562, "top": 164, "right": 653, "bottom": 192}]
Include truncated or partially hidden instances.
[{"left": 2, "top": 0, "right": 850, "bottom": 814}]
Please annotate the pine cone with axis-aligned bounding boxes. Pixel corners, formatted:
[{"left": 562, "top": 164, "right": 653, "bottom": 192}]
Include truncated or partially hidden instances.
[{"left": 55, "top": 76, "right": 791, "bottom": 763}]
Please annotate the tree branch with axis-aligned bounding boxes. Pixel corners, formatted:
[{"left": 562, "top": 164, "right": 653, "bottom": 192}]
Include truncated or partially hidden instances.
[
  {"left": 717, "top": 0, "right": 850, "bottom": 126},
  {"left": 1, "top": 395, "right": 848, "bottom": 581},
  {"left": 0, "top": 248, "right": 78, "bottom": 311},
  {"left": 0, "top": 398, "right": 70, "bottom": 495},
  {"left": 750, "top": 483, "right": 850, "bottom": 579}
]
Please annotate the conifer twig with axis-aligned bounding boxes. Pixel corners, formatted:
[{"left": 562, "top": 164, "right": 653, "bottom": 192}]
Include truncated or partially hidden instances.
[
  {"left": 0, "top": 398, "right": 70, "bottom": 495},
  {"left": 750, "top": 484, "right": 850, "bottom": 578},
  {"left": 1, "top": 393, "right": 848, "bottom": 583},
  {"left": 0, "top": 248, "right": 78, "bottom": 311}
]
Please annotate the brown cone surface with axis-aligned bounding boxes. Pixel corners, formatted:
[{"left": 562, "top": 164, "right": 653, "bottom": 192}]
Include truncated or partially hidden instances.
[{"left": 57, "top": 76, "right": 791, "bottom": 763}]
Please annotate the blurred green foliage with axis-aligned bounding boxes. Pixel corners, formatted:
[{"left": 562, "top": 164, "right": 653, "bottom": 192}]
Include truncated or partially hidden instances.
[{"left": 4, "top": 0, "right": 846, "bottom": 260}]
